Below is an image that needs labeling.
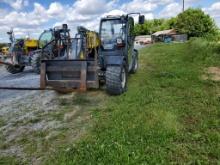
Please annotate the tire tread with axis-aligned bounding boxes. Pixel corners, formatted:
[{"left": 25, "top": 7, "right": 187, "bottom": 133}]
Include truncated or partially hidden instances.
[
  {"left": 106, "top": 66, "right": 125, "bottom": 95},
  {"left": 5, "top": 65, "right": 25, "bottom": 74}
]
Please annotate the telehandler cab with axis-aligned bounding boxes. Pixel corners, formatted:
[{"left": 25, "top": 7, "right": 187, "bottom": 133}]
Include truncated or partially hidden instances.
[{"left": 41, "top": 13, "right": 145, "bottom": 95}]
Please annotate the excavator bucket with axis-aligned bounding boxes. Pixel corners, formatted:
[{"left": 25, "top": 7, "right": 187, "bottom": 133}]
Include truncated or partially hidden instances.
[{"left": 40, "top": 59, "right": 99, "bottom": 92}]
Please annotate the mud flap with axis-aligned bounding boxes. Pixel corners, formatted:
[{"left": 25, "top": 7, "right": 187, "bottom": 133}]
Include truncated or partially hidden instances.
[{"left": 40, "top": 59, "right": 99, "bottom": 92}]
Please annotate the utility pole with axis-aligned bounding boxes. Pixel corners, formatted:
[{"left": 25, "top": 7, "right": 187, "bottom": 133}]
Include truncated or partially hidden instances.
[{"left": 183, "top": 0, "right": 185, "bottom": 12}]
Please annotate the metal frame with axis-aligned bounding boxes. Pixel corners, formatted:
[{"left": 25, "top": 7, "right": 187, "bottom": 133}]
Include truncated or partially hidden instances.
[
  {"left": 40, "top": 36, "right": 99, "bottom": 92},
  {"left": 40, "top": 59, "right": 99, "bottom": 92}
]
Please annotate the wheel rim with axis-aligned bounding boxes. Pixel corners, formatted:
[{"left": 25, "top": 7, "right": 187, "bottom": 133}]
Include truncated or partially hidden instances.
[{"left": 121, "top": 68, "right": 126, "bottom": 88}]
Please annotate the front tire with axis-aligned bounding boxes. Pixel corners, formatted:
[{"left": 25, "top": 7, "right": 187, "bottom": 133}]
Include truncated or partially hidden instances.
[
  {"left": 5, "top": 65, "right": 25, "bottom": 74},
  {"left": 106, "top": 65, "right": 127, "bottom": 95}
]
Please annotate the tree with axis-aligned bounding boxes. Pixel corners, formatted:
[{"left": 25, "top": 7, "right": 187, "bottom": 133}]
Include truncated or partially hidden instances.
[
  {"left": 164, "top": 17, "right": 177, "bottom": 29},
  {"left": 176, "top": 8, "right": 217, "bottom": 37},
  {"left": 134, "top": 18, "right": 177, "bottom": 36},
  {"left": 0, "top": 43, "right": 7, "bottom": 49}
]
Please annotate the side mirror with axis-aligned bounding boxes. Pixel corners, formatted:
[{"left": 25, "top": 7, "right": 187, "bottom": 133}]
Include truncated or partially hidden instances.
[
  {"left": 139, "top": 15, "right": 145, "bottom": 24},
  {"left": 62, "top": 24, "right": 68, "bottom": 30},
  {"left": 7, "top": 31, "right": 13, "bottom": 35}
]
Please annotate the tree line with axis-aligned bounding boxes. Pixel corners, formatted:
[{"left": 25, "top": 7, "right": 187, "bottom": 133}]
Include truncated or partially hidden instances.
[
  {"left": 0, "top": 43, "right": 8, "bottom": 50},
  {"left": 134, "top": 8, "right": 219, "bottom": 38}
]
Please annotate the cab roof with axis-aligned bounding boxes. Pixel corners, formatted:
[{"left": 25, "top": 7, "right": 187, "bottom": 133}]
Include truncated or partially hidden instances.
[{"left": 101, "top": 15, "right": 127, "bottom": 21}]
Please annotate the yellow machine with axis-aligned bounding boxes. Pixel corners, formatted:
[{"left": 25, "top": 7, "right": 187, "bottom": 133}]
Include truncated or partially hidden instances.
[
  {"left": 86, "top": 31, "right": 100, "bottom": 49},
  {"left": 24, "top": 39, "right": 38, "bottom": 54},
  {"left": 1, "top": 30, "right": 39, "bottom": 74},
  {"left": 1, "top": 47, "right": 9, "bottom": 55},
  {"left": 76, "top": 27, "right": 100, "bottom": 59},
  {"left": 25, "top": 39, "right": 38, "bottom": 48}
]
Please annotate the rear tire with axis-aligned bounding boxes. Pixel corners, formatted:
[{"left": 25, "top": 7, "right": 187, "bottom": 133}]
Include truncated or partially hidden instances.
[
  {"left": 106, "top": 65, "right": 127, "bottom": 95},
  {"left": 5, "top": 65, "right": 25, "bottom": 74},
  {"left": 31, "top": 53, "right": 41, "bottom": 74},
  {"left": 31, "top": 52, "right": 49, "bottom": 74}
]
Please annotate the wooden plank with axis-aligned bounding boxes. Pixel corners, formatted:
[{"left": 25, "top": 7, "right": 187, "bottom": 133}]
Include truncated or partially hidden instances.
[
  {"left": 92, "top": 49, "right": 99, "bottom": 88},
  {"left": 40, "top": 63, "right": 46, "bottom": 89},
  {"left": 80, "top": 61, "right": 87, "bottom": 91},
  {"left": 47, "top": 66, "right": 81, "bottom": 72},
  {"left": 93, "top": 60, "right": 99, "bottom": 88},
  {"left": 45, "top": 60, "right": 95, "bottom": 66},
  {"left": 47, "top": 80, "right": 82, "bottom": 83},
  {"left": 46, "top": 66, "right": 97, "bottom": 72},
  {"left": 47, "top": 81, "right": 80, "bottom": 88},
  {"left": 46, "top": 80, "right": 98, "bottom": 89}
]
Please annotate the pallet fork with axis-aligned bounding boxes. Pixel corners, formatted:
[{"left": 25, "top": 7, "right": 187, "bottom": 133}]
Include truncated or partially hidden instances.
[{"left": 40, "top": 59, "right": 99, "bottom": 92}]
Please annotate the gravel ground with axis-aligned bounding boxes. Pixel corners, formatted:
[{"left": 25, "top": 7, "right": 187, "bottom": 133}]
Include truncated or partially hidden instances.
[
  {"left": 0, "top": 65, "right": 106, "bottom": 164},
  {"left": 0, "top": 66, "right": 40, "bottom": 103}
]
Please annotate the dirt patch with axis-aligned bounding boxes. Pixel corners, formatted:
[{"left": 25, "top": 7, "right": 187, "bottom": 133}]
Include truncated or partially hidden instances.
[{"left": 202, "top": 67, "right": 220, "bottom": 81}]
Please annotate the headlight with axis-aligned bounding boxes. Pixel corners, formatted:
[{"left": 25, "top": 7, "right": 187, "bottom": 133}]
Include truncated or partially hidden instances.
[
  {"left": 117, "top": 38, "right": 123, "bottom": 44},
  {"left": 116, "top": 38, "right": 125, "bottom": 48}
]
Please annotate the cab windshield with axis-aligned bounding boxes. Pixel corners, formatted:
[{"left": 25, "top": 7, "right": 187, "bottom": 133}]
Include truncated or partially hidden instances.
[
  {"left": 100, "top": 19, "right": 125, "bottom": 50},
  {"left": 39, "top": 31, "right": 53, "bottom": 49}
]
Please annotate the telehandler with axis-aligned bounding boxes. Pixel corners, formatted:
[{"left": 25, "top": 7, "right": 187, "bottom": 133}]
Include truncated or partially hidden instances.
[
  {"left": 31, "top": 24, "right": 71, "bottom": 73},
  {"left": 0, "top": 24, "right": 71, "bottom": 74},
  {"left": 41, "top": 13, "right": 145, "bottom": 95}
]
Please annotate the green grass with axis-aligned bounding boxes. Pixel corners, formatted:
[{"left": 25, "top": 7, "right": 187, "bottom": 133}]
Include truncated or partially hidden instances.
[
  {"left": 46, "top": 42, "right": 220, "bottom": 164},
  {"left": 0, "top": 156, "right": 22, "bottom": 165},
  {"left": 0, "top": 118, "right": 5, "bottom": 127},
  {"left": 1, "top": 40, "right": 219, "bottom": 164}
]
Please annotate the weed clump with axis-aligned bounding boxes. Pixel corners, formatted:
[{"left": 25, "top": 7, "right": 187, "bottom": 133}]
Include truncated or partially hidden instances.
[{"left": 186, "top": 37, "right": 220, "bottom": 63}]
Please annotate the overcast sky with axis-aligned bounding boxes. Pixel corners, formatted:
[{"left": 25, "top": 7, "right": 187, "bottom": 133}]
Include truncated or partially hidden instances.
[{"left": 0, "top": 0, "right": 219, "bottom": 42}]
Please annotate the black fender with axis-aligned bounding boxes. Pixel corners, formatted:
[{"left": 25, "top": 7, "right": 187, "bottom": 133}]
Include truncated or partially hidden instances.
[
  {"left": 132, "top": 49, "right": 138, "bottom": 65},
  {"left": 128, "top": 49, "right": 138, "bottom": 72},
  {"left": 133, "top": 49, "right": 138, "bottom": 58}
]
